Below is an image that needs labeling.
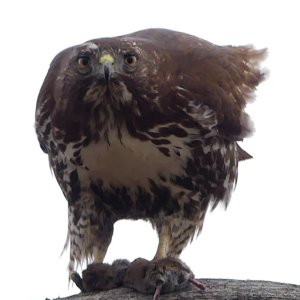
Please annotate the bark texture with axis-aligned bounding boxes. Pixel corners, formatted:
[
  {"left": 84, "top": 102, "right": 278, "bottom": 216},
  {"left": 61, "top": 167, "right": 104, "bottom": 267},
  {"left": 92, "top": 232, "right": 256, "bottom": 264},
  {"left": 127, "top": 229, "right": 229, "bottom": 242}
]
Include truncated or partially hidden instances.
[{"left": 52, "top": 279, "right": 300, "bottom": 300}]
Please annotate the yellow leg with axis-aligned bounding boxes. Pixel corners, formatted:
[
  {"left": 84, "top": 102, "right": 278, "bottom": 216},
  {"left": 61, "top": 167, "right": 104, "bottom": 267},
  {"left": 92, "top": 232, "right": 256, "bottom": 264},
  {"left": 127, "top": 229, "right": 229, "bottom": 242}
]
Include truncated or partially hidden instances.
[
  {"left": 154, "top": 225, "right": 170, "bottom": 259},
  {"left": 94, "top": 248, "right": 107, "bottom": 263}
]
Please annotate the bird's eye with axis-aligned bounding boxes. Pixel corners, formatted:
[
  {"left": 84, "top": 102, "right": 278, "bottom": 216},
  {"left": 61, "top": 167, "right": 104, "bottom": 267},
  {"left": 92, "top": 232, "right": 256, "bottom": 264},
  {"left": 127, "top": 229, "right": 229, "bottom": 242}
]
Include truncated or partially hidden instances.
[
  {"left": 77, "top": 56, "right": 92, "bottom": 74},
  {"left": 124, "top": 54, "right": 137, "bottom": 67}
]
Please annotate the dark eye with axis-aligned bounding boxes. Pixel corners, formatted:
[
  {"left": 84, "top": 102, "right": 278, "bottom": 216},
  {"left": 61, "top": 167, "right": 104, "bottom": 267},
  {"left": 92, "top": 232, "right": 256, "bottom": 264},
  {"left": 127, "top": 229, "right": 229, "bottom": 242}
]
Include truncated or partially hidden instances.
[
  {"left": 124, "top": 54, "right": 137, "bottom": 67},
  {"left": 77, "top": 56, "right": 92, "bottom": 74}
]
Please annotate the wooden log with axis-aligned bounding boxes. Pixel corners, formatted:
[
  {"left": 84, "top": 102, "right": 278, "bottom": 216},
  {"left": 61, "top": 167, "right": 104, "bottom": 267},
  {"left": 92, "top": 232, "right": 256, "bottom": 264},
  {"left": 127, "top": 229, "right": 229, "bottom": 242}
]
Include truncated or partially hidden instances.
[{"left": 51, "top": 278, "right": 300, "bottom": 300}]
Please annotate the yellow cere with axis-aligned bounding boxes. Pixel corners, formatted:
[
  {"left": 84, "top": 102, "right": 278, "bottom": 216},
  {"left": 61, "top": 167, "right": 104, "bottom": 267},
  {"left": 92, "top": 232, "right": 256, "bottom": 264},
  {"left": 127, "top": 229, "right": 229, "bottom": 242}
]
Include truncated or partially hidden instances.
[{"left": 99, "top": 54, "right": 115, "bottom": 64}]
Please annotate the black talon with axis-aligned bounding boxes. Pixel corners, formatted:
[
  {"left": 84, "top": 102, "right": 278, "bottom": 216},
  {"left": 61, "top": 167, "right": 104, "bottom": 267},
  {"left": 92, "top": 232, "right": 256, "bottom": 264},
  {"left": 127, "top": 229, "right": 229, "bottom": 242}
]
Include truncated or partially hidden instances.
[{"left": 70, "top": 272, "right": 86, "bottom": 292}]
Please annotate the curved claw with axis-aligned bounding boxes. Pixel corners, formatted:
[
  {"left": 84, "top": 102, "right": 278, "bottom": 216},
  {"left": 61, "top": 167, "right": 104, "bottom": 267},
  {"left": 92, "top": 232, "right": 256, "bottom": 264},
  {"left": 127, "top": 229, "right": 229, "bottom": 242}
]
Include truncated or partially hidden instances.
[{"left": 70, "top": 271, "right": 86, "bottom": 292}]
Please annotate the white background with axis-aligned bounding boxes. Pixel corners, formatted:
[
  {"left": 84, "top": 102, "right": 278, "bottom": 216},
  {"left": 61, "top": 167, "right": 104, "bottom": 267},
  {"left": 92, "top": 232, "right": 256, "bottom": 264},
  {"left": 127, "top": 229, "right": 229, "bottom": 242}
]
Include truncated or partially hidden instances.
[{"left": 0, "top": 1, "right": 299, "bottom": 299}]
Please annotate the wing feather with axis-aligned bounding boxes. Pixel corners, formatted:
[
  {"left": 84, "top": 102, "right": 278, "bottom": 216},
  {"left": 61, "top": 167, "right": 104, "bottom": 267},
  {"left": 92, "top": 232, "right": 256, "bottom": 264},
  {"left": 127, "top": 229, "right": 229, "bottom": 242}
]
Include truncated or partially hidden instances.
[{"left": 124, "top": 28, "right": 267, "bottom": 140}]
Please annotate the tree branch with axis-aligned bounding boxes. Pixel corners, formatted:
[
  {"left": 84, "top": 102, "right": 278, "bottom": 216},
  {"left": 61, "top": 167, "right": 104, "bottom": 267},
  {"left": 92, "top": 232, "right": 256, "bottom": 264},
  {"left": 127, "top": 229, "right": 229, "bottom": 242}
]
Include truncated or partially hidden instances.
[{"left": 51, "top": 279, "right": 300, "bottom": 300}]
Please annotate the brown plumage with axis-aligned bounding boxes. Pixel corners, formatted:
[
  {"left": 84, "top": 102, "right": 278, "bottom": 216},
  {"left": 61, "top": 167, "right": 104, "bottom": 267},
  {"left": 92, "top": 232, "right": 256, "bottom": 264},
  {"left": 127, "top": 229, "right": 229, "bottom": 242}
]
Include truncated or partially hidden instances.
[{"left": 35, "top": 28, "right": 266, "bottom": 274}]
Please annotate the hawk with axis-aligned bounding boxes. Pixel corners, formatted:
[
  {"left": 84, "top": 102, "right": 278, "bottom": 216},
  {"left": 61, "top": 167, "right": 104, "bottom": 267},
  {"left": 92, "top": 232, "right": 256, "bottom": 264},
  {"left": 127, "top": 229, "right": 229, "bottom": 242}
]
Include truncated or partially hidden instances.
[{"left": 35, "top": 28, "right": 266, "bottom": 274}]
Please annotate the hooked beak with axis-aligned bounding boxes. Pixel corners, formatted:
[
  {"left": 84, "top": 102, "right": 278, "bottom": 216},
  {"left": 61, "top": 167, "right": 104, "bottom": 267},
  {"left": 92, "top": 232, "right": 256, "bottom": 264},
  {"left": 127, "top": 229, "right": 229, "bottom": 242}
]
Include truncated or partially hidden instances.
[{"left": 99, "top": 53, "right": 115, "bottom": 83}]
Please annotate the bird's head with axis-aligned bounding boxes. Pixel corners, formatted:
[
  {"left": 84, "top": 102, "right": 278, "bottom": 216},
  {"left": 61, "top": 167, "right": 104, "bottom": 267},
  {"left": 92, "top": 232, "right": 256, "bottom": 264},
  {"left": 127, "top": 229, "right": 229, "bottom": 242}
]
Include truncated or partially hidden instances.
[
  {"left": 73, "top": 41, "right": 141, "bottom": 106},
  {"left": 48, "top": 38, "right": 162, "bottom": 115}
]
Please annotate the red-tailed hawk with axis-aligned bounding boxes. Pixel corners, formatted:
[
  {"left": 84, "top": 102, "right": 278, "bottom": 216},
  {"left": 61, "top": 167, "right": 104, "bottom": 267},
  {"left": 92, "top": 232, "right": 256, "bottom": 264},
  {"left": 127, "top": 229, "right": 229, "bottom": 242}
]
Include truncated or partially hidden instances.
[{"left": 35, "top": 28, "right": 266, "bottom": 274}]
